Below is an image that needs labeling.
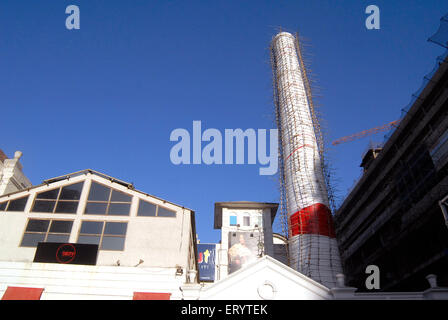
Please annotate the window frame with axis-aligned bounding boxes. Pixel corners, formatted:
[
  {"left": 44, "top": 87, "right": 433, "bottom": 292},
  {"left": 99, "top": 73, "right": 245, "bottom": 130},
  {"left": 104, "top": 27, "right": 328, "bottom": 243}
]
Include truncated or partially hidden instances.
[
  {"left": 1, "top": 195, "right": 30, "bottom": 212},
  {"left": 136, "top": 198, "right": 176, "bottom": 218},
  {"left": 20, "top": 218, "right": 74, "bottom": 248},
  {"left": 77, "top": 220, "right": 127, "bottom": 251},
  {"left": 31, "top": 182, "right": 84, "bottom": 214},
  {"left": 84, "top": 182, "right": 132, "bottom": 216}
]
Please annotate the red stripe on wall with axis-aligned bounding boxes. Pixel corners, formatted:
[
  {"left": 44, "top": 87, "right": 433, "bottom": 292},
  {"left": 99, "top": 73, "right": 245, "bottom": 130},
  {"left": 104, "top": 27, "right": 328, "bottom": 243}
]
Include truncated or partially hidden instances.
[
  {"left": 289, "top": 203, "right": 336, "bottom": 238},
  {"left": 1, "top": 287, "right": 44, "bottom": 300},
  {"left": 133, "top": 292, "right": 171, "bottom": 300}
]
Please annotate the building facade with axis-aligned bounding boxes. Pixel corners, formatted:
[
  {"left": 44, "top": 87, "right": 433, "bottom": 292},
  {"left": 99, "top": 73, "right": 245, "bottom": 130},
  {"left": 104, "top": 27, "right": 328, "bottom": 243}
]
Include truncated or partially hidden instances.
[
  {"left": 334, "top": 53, "right": 448, "bottom": 292},
  {"left": 0, "top": 169, "right": 198, "bottom": 299}
]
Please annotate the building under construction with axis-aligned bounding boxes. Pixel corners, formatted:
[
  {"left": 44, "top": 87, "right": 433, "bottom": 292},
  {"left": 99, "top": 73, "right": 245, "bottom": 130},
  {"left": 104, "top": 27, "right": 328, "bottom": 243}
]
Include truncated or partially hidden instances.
[{"left": 334, "top": 23, "right": 448, "bottom": 291}]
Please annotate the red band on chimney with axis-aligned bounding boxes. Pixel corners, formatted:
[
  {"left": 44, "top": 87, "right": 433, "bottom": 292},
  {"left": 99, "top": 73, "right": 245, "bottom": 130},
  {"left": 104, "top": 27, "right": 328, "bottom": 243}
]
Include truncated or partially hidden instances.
[{"left": 289, "top": 203, "right": 336, "bottom": 238}]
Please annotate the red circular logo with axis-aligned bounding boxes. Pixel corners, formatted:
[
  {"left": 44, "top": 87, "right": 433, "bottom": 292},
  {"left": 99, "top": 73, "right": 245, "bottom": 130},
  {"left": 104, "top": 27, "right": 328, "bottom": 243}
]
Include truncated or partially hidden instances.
[{"left": 56, "top": 244, "right": 76, "bottom": 264}]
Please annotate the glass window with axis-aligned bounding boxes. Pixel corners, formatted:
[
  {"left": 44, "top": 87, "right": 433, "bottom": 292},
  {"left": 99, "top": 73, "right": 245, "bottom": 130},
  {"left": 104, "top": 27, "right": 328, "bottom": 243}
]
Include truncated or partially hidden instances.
[
  {"left": 78, "top": 220, "right": 127, "bottom": 251},
  {"left": 20, "top": 219, "right": 73, "bottom": 247},
  {"left": 137, "top": 200, "right": 157, "bottom": 216},
  {"left": 85, "top": 203, "right": 108, "bottom": 215},
  {"left": 157, "top": 206, "right": 176, "bottom": 217},
  {"left": 243, "top": 216, "right": 250, "bottom": 226},
  {"left": 88, "top": 182, "right": 110, "bottom": 201},
  {"left": 84, "top": 182, "right": 132, "bottom": 216},
  {"left": 101, "top": 237, "right": 125, "bottom": 250},
  {"left": 49, "top": 220, "right": 73, "bottom": 233},
  {"left": 21, "top": 233, "right": 46, "bottom": 247},
  {"left": 46, "top": 234, "right": 70, "bottom": 243},
  {"left": 32, "top": 182, "right": 84, "bottom": 214},
  {"left": 80, "top": 221, "right": 103, "bottom": 234},
  {"left": 7, "top": 196, "right": 29, "bottom": 212},
  {"left": 59, "top": 182, "right": 83, "bottom": 200},
  {"left": 36, "top": 189, "right": 59, "bottom": 200},
  {"left": 0, "top": 201, "right": 6, "bottom": 211},
  {"left": 230, "top": 215, "right": 237, "bottom": 226},
  {"left": 137, "top": 199, "right": 176, "bottom": 218},
  {"left": 32, "top": 200, "right": 56, "bottom": 213},
  {"left": 104, "top": 222, "right": 127, "bottom": 235},
  {"left": 108, "top": 203, "right": 131, "bottom": 215},
  {"left": 26, "top": 219, "right": 50, "bottom": 232},
  {"left": 110, "top": 190, "right": 132, "bottom": 202},
  {"left": 55, "top": 201, "right": 78, "bottom": 214}
]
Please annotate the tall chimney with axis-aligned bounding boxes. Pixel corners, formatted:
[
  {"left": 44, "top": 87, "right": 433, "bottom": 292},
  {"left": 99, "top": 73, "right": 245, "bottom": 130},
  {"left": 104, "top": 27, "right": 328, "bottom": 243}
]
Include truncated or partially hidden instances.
[{"left": 271, "top": 32, "right": 342, "bottom": 288}]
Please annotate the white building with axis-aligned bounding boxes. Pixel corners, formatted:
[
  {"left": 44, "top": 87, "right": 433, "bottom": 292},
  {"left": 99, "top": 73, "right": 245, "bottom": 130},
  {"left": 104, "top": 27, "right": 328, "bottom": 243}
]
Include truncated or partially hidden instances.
[
  {"left": 0, "top": 150, "right": 32, "bottom": 196},
  {"left": 0, "top": 169, "right": 198, "bottom": 300}
]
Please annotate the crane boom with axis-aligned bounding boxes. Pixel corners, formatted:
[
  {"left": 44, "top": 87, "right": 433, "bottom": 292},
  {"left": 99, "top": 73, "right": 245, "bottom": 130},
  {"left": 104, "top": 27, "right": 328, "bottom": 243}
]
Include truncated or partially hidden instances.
[{"left": 332, "top": 119, "right": 401, "bottom": 146}]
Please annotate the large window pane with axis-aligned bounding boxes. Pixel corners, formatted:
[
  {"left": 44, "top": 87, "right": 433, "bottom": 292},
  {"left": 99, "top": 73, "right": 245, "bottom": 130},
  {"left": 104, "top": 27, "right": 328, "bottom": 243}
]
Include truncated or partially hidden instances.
[
  {"left": 49, "top": 220, "right": 73, "bottom": 233},
  {"left": 101, "top": 236, "right": 125, "bottom": 250},
  {"left": 32, "top": 200, "right": 56, "bottom": 213},
  {"left": 108, "top": 203, "right": 130, "bottom": 216},
  {"left": 80, "top": 221, "right": 104, "bottom": 234},
  {"left": 46, "top": 234, "right": 70, "bottom": 243},
  {"left": 59, "top": 182, "right": 84, "bottom": 200},
  {"left": 88, "top": 182, "right": 110, "bottom": 201},
  {"left": 137, "top": 200, "right": 157, "bottom": 216},
  {"left": 158, "top": 206, "right": 176, "bottom": 217},
  {"left": 0, "top": 202, "right": 6, "bottom": 211},
  {"left": 85, "top": 203, "right": 108, "bottom": 215},
  {"left": 55, "top": 201, "right": 78, "bottom": 214},
  {"left": 110, "top": 190, "right": 131, "bottom": 202},
  {"left": 21, "top": 233, "right": 45, "bottom": 247},
  {"left": 26, "top": 219, "right": 50, "bottom": 232},
  {"left": 36, "top": 189, "right": 59, "bottom": 200},
  {"left": 7, "top": 196, "right": 28, "bottom": 211},
  {"left": 78, "top": 235, "right": 101, "bottom": 245},
  {"left": 104, "top": 222, "right": 127, "bottom": 235}
]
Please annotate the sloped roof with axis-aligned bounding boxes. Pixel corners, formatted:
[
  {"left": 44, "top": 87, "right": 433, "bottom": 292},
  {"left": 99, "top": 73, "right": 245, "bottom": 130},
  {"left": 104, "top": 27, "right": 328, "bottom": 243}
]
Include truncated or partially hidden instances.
[
  {"left": 0, "top": 169, "right": 193, "bottom": 212},
  {"left": 199, "top": 255, "right": 331, "bottom": 300}
]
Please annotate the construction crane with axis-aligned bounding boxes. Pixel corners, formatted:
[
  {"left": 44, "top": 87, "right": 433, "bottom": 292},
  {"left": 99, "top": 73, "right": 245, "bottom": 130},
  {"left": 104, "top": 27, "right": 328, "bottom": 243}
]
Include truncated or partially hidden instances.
[{"left": 332, "top": 119, "right": 401, "bottom": 146}]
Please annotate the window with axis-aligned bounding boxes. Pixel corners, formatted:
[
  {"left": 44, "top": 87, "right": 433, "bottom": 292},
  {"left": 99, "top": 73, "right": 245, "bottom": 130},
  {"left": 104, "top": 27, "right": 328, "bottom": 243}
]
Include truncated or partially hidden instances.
[
  {"left": 0, "top": 196, "right": 29, "bottom": 212},
  {"left": 0, "top": 201, "right": 7, "bottom": 211},
  {"left": 243, "top": 216, "right": 250, "bottom": 227},
  {"left": 32, "top": 182, "right": 84, "bottom": 214},
  {"left": 78, "top": 221, "right": 127, "bottom": 251},
  {"left": 85, "top": 182, "right": 131, "bottom": 216},
  {"left": 20, "top": 219, "right": 73, "bottom": 247},
  {"left": 230, "top": 215, "right": 237, "bottom": 226},
  {"left": 137, "top": 199, "right": 176, "bottom": 218}
]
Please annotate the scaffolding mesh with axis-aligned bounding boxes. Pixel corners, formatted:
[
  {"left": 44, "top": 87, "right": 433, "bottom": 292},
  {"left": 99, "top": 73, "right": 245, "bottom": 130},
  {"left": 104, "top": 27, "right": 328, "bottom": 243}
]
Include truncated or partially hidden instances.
[{"left": 270, "top": 31, "right": 342, "bottom": 287}]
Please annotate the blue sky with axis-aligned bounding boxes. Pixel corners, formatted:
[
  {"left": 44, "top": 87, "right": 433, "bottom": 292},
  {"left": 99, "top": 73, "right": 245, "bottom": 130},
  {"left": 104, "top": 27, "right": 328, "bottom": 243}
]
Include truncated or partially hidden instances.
[{"left": 1, "top": 1, "right": 447, "bottom": 243}]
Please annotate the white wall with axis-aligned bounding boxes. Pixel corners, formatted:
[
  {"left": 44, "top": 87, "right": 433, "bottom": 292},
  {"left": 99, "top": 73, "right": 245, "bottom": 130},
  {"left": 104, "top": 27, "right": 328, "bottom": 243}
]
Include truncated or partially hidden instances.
[{"left": 0, "top": 261, "right": 185, "bottom": 300}]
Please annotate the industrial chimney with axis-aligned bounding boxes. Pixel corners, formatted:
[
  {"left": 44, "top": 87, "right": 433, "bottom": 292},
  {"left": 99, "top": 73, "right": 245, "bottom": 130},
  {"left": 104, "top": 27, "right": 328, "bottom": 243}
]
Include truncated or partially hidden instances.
[{"left": 270, "top": 32, "right": 342, "bottom": 288}]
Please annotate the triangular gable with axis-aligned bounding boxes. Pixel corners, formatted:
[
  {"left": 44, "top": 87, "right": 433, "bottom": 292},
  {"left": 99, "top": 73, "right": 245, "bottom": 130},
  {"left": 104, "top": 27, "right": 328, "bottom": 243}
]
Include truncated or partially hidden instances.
[
  {"left": 200, "top": 255, "right": 332, "bottom": 300},
  {"left": 0, "top": 169, "right": 191, "bottom": 214}
]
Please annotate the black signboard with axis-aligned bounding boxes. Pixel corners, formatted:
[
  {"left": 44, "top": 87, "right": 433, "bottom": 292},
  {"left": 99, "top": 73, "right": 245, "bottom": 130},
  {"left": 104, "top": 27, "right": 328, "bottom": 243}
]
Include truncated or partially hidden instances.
[{"left": 33, "top": 242, "right": 98, "bottom": 265}]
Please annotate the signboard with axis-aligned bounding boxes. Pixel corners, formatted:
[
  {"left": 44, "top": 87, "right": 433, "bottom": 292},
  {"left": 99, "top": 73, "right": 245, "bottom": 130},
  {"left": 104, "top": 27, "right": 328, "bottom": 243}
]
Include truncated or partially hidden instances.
[
  {"left": 197, "top": 243, "right": 216, "bottom": 282},
  {"left": 228, "top": 232, "right": 261, "bottom": 274},
  {"left": 33, "top": 242, "right": 98, "bottom": 265}
]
